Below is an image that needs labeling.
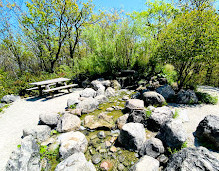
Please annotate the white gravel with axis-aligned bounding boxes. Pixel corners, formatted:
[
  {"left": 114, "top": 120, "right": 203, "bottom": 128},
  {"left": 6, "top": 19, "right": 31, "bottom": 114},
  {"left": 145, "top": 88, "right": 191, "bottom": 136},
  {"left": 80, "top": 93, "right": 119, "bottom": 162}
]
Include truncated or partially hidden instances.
[{"left": 0, "top": 89, "right": 82, "bottom": 171}]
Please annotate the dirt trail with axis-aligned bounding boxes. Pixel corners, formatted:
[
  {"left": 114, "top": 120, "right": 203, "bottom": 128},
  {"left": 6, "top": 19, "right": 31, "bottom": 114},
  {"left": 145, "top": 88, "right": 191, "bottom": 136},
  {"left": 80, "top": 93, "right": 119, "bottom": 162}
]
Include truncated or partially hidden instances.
[{"left": 0, "top": 89, "right": 82, "bottom": 171}]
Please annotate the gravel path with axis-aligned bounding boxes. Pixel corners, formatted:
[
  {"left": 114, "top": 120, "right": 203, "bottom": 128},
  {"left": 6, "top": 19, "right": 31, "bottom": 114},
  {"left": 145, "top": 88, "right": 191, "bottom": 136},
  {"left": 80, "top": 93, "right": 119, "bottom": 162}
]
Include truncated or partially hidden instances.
[
  {"left": 0, "top": 89, "right": 82, "bottom": 171},
  {"left": 169, "top": 86, "right": 219, "bottom": 159}
]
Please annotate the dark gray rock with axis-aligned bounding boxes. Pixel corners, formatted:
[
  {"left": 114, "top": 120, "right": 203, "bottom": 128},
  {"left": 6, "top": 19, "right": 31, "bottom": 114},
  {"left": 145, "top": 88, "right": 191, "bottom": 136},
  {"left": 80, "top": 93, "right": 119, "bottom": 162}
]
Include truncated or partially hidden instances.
[
  {"left": 118, "top": 123, "right": 146, "bottom": 151},
  {"left": 80, "top": 88, "right": 96, "bottom": 98},
  {"left": 1, "top": 94, "right": 20, "bottom": 104},
  {"left": 6, "top": 136, "right": 40, "bottom": 171},
  {"left": 147, "top": 106, "right": 173, "bottom": 131},
  {"left": 76, "top": 97, "right": 99, "bottom": 113},
  {"left": 176, "top": 89, "right": 198, "bottom": 104},
  {"left": 23, "top": 125, "right": 51, "bottom": 142},
  {"left": 55, "top": 152, "right": 96, "bottom": 171},
  {"left": 131, "top": 92, "right": 141, "bottom": 99},
  {"left": 127, "top": 110, "right": 147, "bottom": 127},
  {"left": 91, "top": 153, "right": 102, "bottom": 164},
  {"left": 195, "top": 115, "right": 219, "bottom": 149},
  {"left": 139, "top": 138, "right": 164, "bottom": 158},
  {"left": 156, "top": 85, "right": 175, "bottom": 101},
  {"left": 165, "top": 147, "right": 219, "bottom": 171},
  {"left": 39, "top": 113, "right": 59, "bottom": 127},
  {"left": 156, "top": 119, "right": 187, "bottom": 149},
  {"left": 142, "top": 91, "right": 165, "bottom": 106},
  {"left": 130, "top": 155, "right": 159, "bottom": 171}
]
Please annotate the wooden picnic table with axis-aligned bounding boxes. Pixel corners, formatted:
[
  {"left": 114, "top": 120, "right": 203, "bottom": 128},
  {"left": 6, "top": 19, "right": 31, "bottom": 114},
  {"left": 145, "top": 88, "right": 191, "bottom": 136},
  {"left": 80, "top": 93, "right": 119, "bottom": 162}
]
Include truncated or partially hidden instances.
[{"left": 27, "top": 77, "right": 77, "bottom": 97}]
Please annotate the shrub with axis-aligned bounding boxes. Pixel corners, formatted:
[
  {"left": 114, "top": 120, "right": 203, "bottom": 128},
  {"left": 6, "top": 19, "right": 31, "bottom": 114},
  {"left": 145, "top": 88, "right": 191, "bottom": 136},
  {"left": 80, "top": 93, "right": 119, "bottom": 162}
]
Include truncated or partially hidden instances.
[{"left": 196, "top": 91, "right": 218, "bottom": 105}]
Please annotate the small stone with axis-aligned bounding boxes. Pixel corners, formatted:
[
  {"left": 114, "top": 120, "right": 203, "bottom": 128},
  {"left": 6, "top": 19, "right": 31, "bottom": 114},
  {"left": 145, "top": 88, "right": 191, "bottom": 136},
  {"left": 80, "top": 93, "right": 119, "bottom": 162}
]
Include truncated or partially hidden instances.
[
  {"left": 99, "top": 149, "right": 107, "bottom": 153},
  {"left": 90, "top": 135, "right": 97, "bottom": 140},
  {"left": 123, "top": 160, "right": 130, "bottom": 167},
  {"left": 92, "top": 153, "right": 102, "bottom": 164},
  {"left": 100, "top": 161, "right": 113, "bottom": 171},
  {"left": 110, "top": 154, "right": 117, "bottom": 159},
  {"left": 100, "top": 143, "right": 106, "bottom": 149},
  {"left": 105, "top": 141, "right": 112, "bottom": 148},
  {"left": 110, "top": 137, "right": 117, "bottom": 143},
  {"left": 106, "top": 107, "right": 114, "bottom": 112},
  {"left": 102, "top": 153, "right": 108, "bottom": 159},
  {"left": 90, "top": 148, "right": 96, "bottom": 155},
  {"left": 157, "top": 154, "right": 168, "bottom": 165},
  {"left": 118, "top": 151, "right": 122, "bottom": 155},
  {"left": 122, "top": 96, "right": 129, "bottom": 101},
  {"left": 117, "top": 163, "right": 125, "bottom": 171},
  {"left": 98, "top": 131, "right": 106, "bottom": 139},
  {"left": 135, "top": 153, "right": 139, "bottom": 158},
  {"left": 110, "top": 146, "right": 117, "bottom": 153},
  {"left": 69, "top": 108, "right": 82, "bottom": 116}
]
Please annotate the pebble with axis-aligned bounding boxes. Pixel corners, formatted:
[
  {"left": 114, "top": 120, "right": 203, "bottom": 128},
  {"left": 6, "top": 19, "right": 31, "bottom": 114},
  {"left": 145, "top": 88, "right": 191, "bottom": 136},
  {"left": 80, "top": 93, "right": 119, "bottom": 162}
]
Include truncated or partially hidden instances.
[
  {"left": 117, "top": 163, "right": 125, "bottom": 171},
  {"left": 110, "top": 146, "right": 117, "bottom": 153},
  {"left": 100, "top": 161, "right": 113, "bottom": 171},
  {"left": 98, "top": 131, "right": 106, "bottom": 139},
  {"left": 92, "top": 153, "right": 102, "bottom": 164},
  {"left": 105, "top": 141, "right": 111, "bottom": 147},
  {"left": 118, "top": 155, "right": 125, "bottom": 163},
  {"left": 106, "top": 107, "right": 114, "bottom": 112}
]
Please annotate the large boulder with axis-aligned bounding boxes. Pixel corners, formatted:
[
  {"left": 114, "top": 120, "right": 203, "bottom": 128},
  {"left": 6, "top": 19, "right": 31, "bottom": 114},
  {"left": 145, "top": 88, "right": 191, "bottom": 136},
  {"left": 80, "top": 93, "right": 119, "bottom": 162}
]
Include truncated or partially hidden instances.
[
  {"left": 147, "top": 106, "right": 173, "bottom": 131},
  {"left": 139, "top": 138, "right": 164, "bottom": 158},
  {"left": 1, "top": 94, "right": 20, "bottom": 104},
  {"left": 96, "top": 84, "right": 105, "bottom": 96},
  {"left": 58, "top": 131, "right": 88, "bottom": 159},
  {"left": 130, "top": 155, "right": 159, "bottom": 171},
  {"left": 6, "top": 136, "right": 41, "bottom": 171},
  {"left": 105, "top": 87, "right": 116, "bottom": 97},
  {"left": 67, "top": 97, "right": 80, "bottom": 108},
  {"left": 55, "top": 152, "right": 96, "bottom": 171},
  {"left": 142, "top": 91, "right": 165, "bottom": 106},
  {"left": 116, "top": 114, "right": 129, "bottom": 129},
  {"left": 57, "top": 114, "right": 80, "bottom": 133},
  {"left": 76, "top": 97, "right": 99, "bottom": 113},
  {"left": 39, "top": 113, "right": 59, "bottom": 127},
  {"left": 156, "top": 119, "right": 187, "bottom": 149},
  {"left": 23, "top": 125, "right": 51, "bottom": 142},
  {"left": 95, "top": 95, "right": 108, "bottom": 104},
  {"left": 176, "top": 89, "right": 198, "bottom": 104},
  {"left": 125, "top": 99, "right": 144, "bottom": 110},
  {"left": 118, "top": 123, "right": 146, "bottom": 151},
  {"left": 165, "top": 147, "right": 219, "bottom": 171},
  {"left": 84, "top": 112, "right": 114, "bottom": 130},
  {"left": 80, "top": 88, "right": 96, "bottom": 98},
  {"left": 195, "top": 115, "right": 219, "bottom": 149},
  {"left": 156, "top": 85, "right": 175, "bottom": 101},
  {"left": 127, "top": 110, "right": 147, "bottom": 127}
]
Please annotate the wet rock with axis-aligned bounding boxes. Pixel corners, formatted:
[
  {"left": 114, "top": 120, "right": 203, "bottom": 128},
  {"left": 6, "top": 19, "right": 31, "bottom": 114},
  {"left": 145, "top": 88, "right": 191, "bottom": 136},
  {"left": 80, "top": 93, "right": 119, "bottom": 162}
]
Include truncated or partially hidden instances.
[
  {"left": 55, "top": 152, "right": 96, "bottom": 171},
  {"left": 147, "top": 106, "right": 173, "bottom": 131},
  {"left": 23, "top": 125, "right": 51, "bottom": 142},
  {"left": 1, "top": 94, "right": 20, "bottom": 104},
  {"left": 57, "top": 114, "right": 80, "bottom": 132},
  {"left": 165, "top": 147, "right": 219, "bottom": 171},
  {"left": 92, "top": 153, "right": 102, "bottom": 164},
  {"left": 6, "top": 136, "right": 40, "bottom": 171},
  {"left": 116, "top": 114, "right": 129, "bottom": 129},
  {"left": 39, "top": 113, "right": 59, "bottom": 127},
  {"left": 80, "top": 88, "right": 96, "bottom": 98},
  {"left": 105, "top": 87, "right": 116, "bottom": 97},
  {"left": 84, "top": 113, "right": 114, "bottom": 130},
  {"left": 98, "top": 131, "right": 106, "bottom": 139},
  {"left": 95, "top": 95, "right": 108, "bottom": 104},
  {"left": 176, "top": 89, "right": 198, "bottom": 104},
  {"left": 127, "top": 110, "right": 147, "bottom": 127},
  {"left": 118, "top": 123, "right": 146, "bottom": 151},
  {"left": 142, "top": 91, "right": 165, "bottom": 106},
  {"left": 139, "top": 138, "right": 164, "bottom": 158},
  {"left": 195, "top": 115, "right": 219, "bottom": 149},
  {"left": 125, "top": 99, "right": 144, "bottom": 110},
  {"left": 156, "top": 85, "right": 175, "bottom": 101},
  {"left": 130, "top": 155, "right": 159, "bottom": 171},
  {"left": 58, "top": 131, "right": 88, "bottom": 159},
  {"left": 156, "top": 119, "right": 187, "bottom": 149},
  {"left": 76, "top": 97, "right": 99, "bottom": 113}
]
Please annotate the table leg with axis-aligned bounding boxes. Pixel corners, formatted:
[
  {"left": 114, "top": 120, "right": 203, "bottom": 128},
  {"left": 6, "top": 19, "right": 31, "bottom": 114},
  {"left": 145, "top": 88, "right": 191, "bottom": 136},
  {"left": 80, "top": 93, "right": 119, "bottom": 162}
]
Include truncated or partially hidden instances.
[{"left": 38, "top": 85, "right": 42, "bottom": 96}]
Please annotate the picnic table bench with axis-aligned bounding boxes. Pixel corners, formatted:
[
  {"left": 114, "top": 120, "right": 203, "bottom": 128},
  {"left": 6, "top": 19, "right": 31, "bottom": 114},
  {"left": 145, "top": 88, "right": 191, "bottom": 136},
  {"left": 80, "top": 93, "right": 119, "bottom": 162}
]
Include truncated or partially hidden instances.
[{"left": 27, "top": 78, "right": 78, "bottom": 97}]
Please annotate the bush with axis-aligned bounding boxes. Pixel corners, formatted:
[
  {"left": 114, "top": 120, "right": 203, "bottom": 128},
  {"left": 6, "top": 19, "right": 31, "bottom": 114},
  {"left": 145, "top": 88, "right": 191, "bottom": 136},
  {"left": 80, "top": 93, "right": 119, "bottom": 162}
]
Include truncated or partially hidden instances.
[{"left": 196, "top": 91, "right": 218, "bottom": 105}]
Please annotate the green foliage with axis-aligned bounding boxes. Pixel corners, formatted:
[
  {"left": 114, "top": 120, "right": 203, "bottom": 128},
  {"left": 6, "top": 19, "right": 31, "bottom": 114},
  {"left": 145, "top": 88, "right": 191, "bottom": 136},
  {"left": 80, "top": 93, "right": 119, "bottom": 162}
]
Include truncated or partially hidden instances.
[
  {"left": 69, "top": 104, "right": 77, "bottom": 109},
  {"left": 196, "top": 91, "right": 218, "bottom": 105},
  {"left": 39, "top": 145, "right": 60, "bottom": 161},
  {"left": 173, "top": 109, "right": 179, "bottom": 119},
  {"left": 17, "top": 144, "right": 21, "bottom": 148},
  {"left": 145, "top": 108, "right": 152, "bottom": 118},
  {"left": 50, "top": 130, "right": 59, "bottom": 136},
  {"left": 167, "top": 141, "right": 188, "bottom": 155},
  {"left": 161, "top": 64, "right": 177, "bottom": 85}
]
